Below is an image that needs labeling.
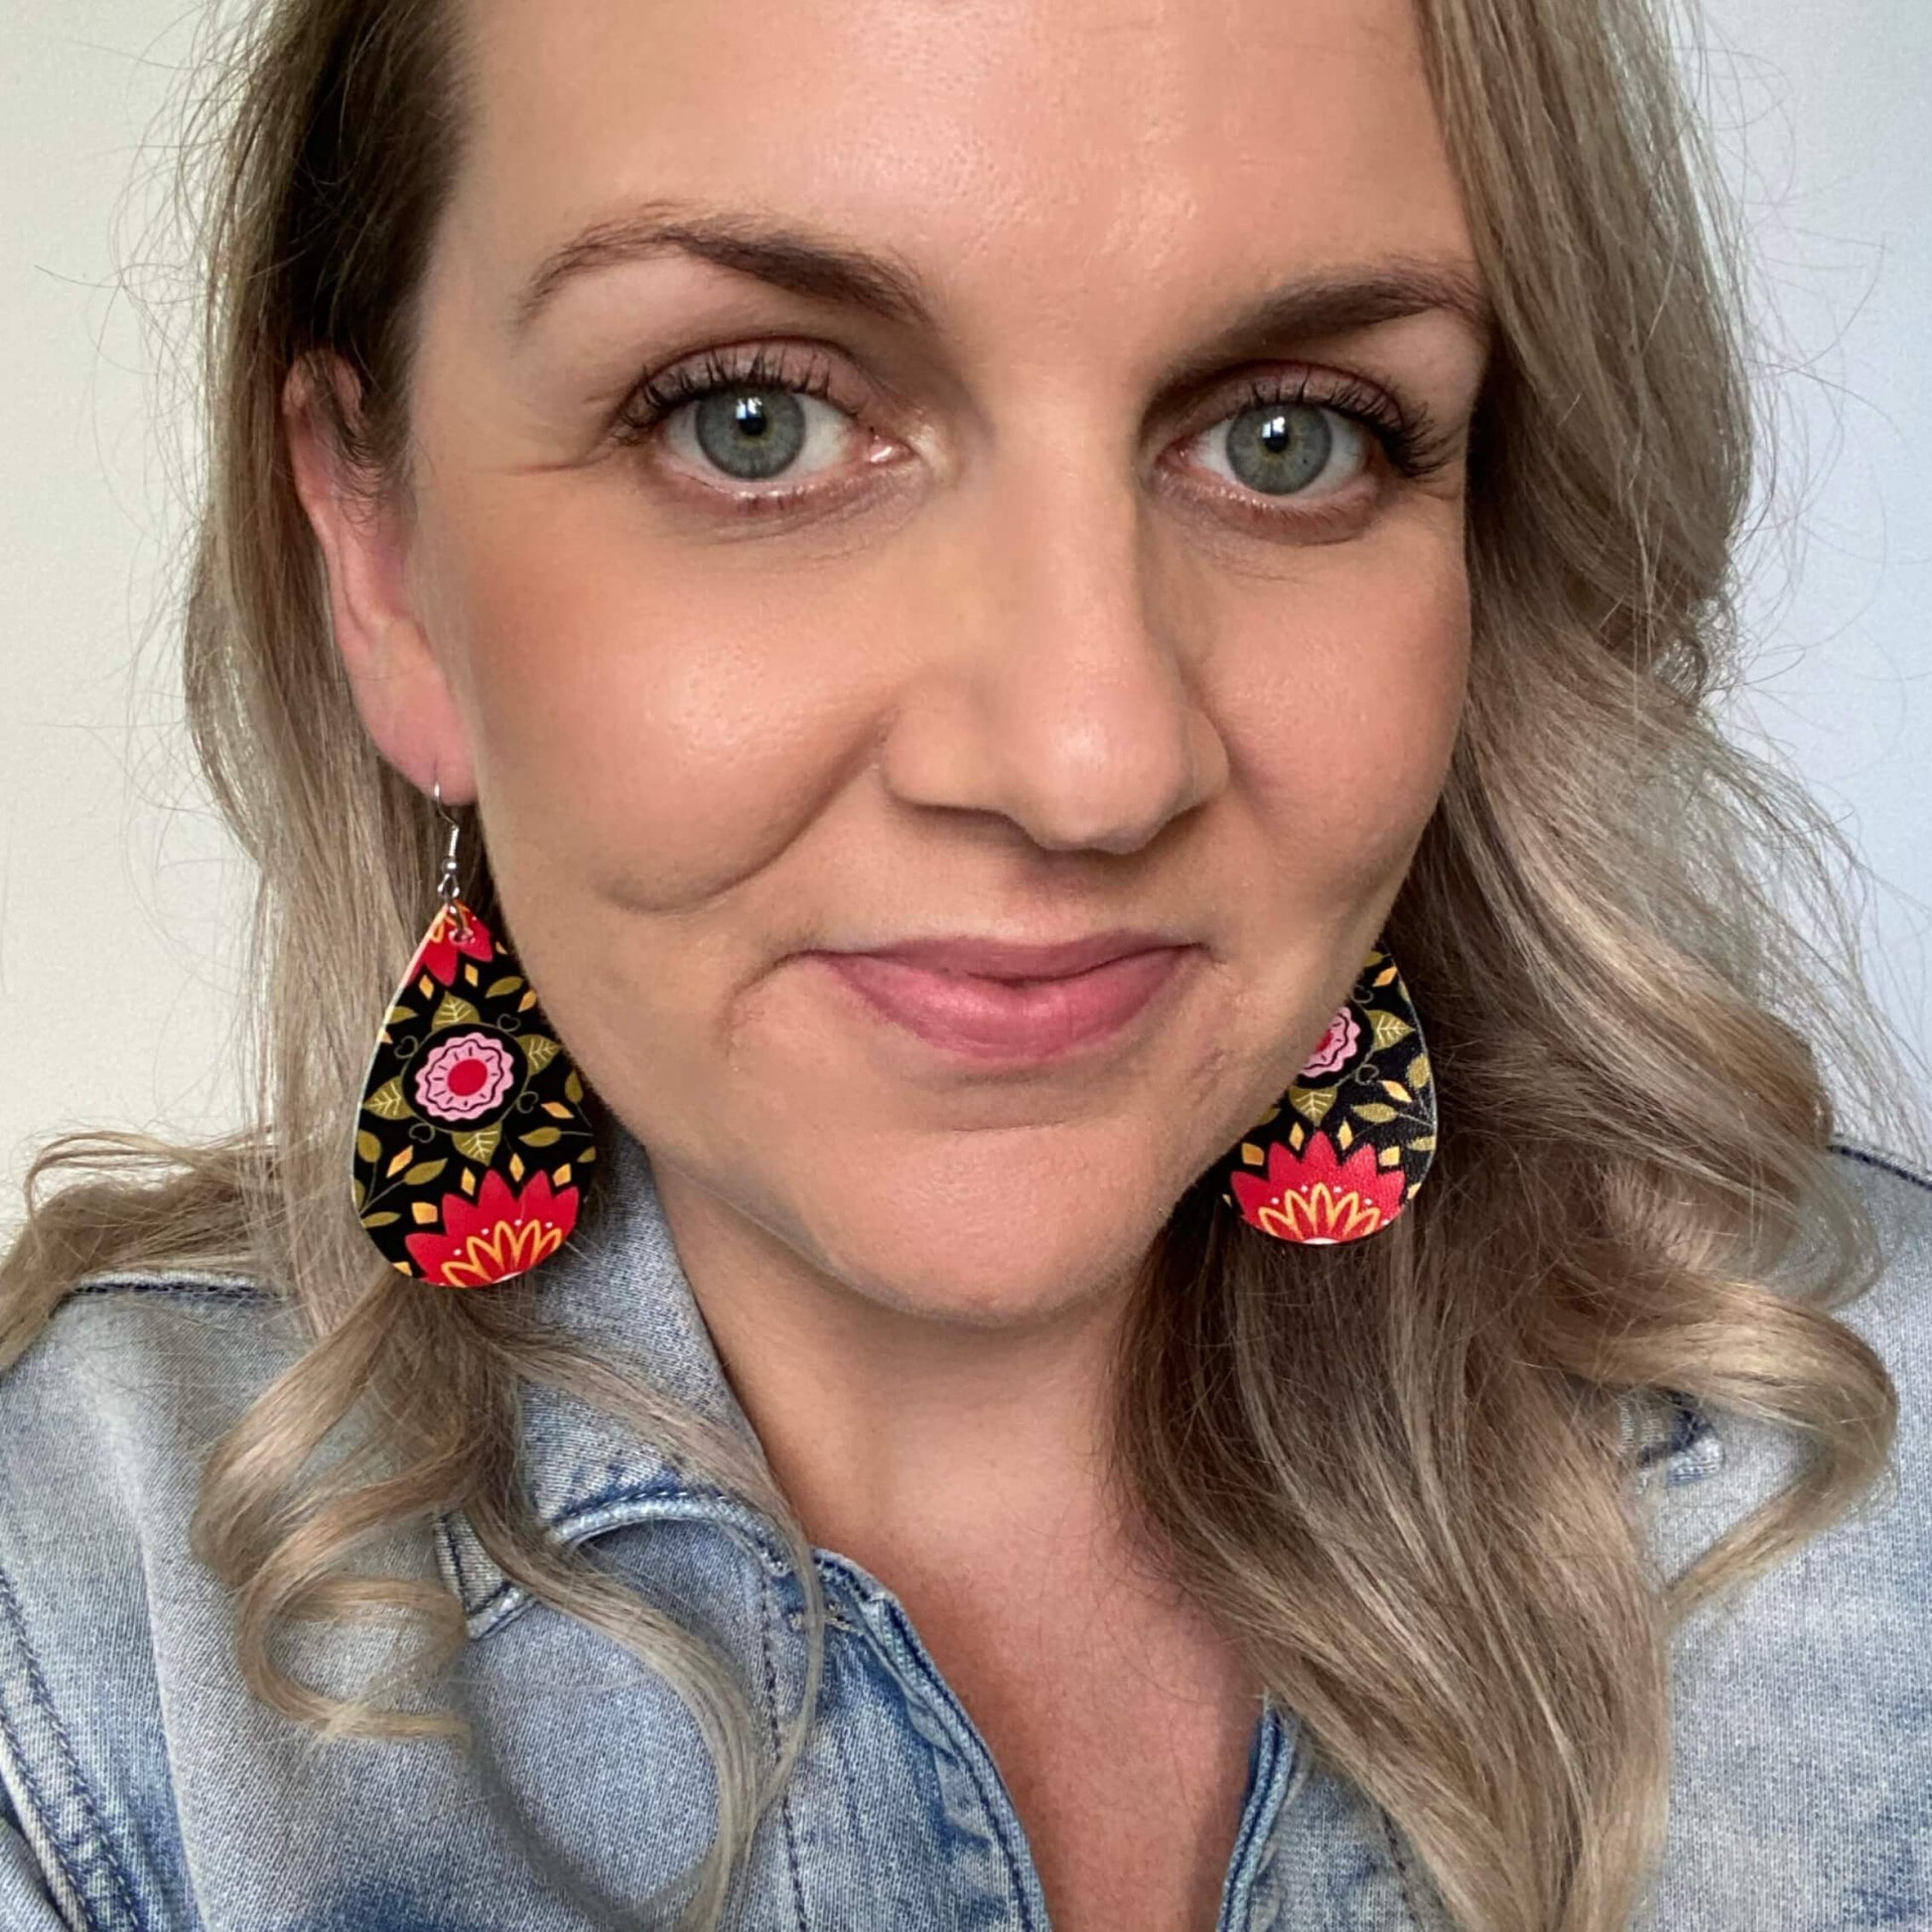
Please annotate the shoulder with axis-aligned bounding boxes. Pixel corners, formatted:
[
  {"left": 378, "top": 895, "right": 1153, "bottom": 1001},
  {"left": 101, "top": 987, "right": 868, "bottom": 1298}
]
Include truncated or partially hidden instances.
[
  {"left": 0, "top": 1263, "right": 302, "bottom": 1616},
  {"left": 0, "top": 1269, "right": 301, "bottom": 1622},
  {"left": 0, "top": 1271, "right": 306, "bottom": 1926},
  {"left": 1821, "top": 1141, "right": 1932, "bottom": 1454},
  {"left": 1641, "top": 1138, "right": 1932, "bottom": 1547},
  {"left": 0, "top": 1268, "right": 303, "bottom": 1501},
  {"left": 1635, "top": 1144, "right": 1932, "bottom": 1921},
  {"left": 0, "top": 1268, "right": 306, "bottom": 1632},
  {"left": 1807, "top": 1139, "right": 1932, "bottom": 1446},
  {"left": 1823, "top": 1136, "right": 1932, "bottom": 1314}
]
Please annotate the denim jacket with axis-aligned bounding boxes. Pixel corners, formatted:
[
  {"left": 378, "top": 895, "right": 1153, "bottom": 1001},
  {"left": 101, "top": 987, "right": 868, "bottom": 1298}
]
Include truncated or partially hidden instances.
[{"left": 1, "top": 1127, "right": 1928, "bottom": 1931}]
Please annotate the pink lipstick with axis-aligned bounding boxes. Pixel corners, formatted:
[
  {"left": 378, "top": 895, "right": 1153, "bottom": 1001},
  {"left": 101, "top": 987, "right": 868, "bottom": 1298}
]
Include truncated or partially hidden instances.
[{"left": 808, "top": 932, "right": 1195, "bottom": 1063}]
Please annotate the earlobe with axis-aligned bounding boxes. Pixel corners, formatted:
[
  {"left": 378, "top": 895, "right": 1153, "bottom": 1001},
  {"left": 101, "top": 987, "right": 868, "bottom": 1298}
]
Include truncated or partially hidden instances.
[{"left": 281, "top": 355, "right": 476, "bottom": 805}]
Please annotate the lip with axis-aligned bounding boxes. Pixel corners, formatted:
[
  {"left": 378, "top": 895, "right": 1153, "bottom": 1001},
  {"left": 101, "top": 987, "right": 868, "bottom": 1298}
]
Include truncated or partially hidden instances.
[
  {"left": 842, "top": 930, "right": 1181, "bottom": 980},
  {"left": 807, "top": 933, "right": 1197, "bottom": 1064}
]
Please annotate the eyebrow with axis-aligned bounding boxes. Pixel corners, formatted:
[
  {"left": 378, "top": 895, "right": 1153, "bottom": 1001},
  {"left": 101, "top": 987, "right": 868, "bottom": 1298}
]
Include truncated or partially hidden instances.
[{"left": 508, "top": 201, "right": 1492, "bottom": 365}]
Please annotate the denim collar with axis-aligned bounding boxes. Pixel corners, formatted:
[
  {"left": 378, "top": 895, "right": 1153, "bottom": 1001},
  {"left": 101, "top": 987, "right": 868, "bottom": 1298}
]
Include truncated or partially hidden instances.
[
  {"left": 433, "top": 1121, "right": 783, "bottom": 1637},
  {"left": 432, "top": 1118, "right": 1723, "bottom": 1636}
]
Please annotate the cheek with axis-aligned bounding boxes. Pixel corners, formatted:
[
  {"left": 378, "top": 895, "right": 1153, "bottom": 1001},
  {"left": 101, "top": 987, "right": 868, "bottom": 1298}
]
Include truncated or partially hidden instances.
[
  {"left": 426, "top": 481, "right": 887, "bottom": 912},
  {"left": 424, "top": 465, "right": 1468, "bottom": 940},
  {"left": 1212, "top": 527, "right": 1470, "bottom": 881}
]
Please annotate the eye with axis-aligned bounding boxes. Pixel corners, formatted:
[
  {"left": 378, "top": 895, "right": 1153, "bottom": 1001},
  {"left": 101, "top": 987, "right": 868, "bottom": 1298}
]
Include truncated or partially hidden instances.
[
  {"left": 616, "top": 345, "right": 865, "bottom": 489},
  {"left": 1193, "top": 398, "right": 1372, "bottom": 500},
  {"left": 616, "top": 346, "right": 1451, "bottom": 523},
  {"left": 669, "top": 382, "right": 851, "bottom": 483},
  {"left": 1171, "top": 360, "right": 1455, "bottom": 516}
]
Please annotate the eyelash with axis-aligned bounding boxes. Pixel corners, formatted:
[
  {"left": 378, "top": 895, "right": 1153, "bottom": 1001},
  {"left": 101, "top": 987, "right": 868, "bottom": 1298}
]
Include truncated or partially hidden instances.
[{"left": 612, "top": 342, "right": 1454, "bottom": 512}]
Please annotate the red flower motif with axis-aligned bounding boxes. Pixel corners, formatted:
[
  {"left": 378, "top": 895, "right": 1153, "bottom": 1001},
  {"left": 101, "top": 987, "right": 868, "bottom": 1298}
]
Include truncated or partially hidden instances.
[
  {"left": 412, "top": 903, "right": 496, "bottom": 989},
  {"left": 404, "top": 1167, "right": 579, "bottom": 1288},
  {"left": 1228, "top": 1130, "right": 1408, "bottom": 1245}
]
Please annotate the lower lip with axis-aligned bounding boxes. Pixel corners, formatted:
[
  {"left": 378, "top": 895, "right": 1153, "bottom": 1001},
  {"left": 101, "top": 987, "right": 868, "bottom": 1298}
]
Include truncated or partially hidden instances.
[{"left": 810, "top": 946, "right": 1193, "bottom": 1064}]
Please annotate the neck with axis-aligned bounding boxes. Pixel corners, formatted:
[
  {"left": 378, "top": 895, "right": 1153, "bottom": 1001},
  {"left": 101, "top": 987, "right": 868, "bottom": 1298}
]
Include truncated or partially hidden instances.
[{"left": 651, "top": 1159, "right": 1150, "bottom": 1595}]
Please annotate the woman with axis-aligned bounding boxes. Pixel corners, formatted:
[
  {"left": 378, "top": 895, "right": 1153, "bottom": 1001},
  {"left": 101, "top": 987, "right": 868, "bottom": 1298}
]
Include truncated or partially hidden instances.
[{"left": 2, "top": 0, "right": 1927, "bottom": 1926}]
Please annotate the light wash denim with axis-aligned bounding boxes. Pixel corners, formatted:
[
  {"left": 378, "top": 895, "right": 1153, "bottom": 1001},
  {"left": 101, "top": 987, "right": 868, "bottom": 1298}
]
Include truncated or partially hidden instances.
[{"left": 1, "top": 1127, "right": 1927, "bottom": 1930}]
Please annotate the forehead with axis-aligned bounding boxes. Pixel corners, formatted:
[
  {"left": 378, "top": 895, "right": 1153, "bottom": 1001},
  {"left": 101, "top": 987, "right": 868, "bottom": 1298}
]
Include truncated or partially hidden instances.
[{"left": 445, "top": 0, "right": 1470, "bottom": 338}]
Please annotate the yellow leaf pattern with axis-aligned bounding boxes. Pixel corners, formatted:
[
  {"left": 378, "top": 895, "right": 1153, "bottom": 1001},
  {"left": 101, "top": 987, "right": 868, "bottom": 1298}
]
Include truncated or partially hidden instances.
[
  {"left": 451, "top": 1123, "right": 501, "bottom": 1165},
  {"left": 363, "top": 1077, "right": 411, "bottom": 1121},
  {"left": 1366, "top": 1009, "right": 1413, "bottom": 1051}
]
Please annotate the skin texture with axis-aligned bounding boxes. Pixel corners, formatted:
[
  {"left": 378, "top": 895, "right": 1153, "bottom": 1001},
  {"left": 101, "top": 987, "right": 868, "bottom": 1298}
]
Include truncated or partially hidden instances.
[{"left": 287, "top": 0, "right": 1487, "bottom": 1922}]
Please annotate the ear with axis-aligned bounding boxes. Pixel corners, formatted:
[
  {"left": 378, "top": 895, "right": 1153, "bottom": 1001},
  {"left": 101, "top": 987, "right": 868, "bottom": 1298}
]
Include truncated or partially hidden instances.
[{"left": 282, "top": 354, "right": 477, "bottom": 805}]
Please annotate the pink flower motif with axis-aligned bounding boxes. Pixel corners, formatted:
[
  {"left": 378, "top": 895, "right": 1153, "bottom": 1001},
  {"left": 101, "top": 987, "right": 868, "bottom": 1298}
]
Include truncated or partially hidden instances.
[
  {"left": 1298, "top": 1006, "right": 1361, "bottom": 1080},
  {"left": 412, "top": 1030, "right": 517, "bottom": 1123}
]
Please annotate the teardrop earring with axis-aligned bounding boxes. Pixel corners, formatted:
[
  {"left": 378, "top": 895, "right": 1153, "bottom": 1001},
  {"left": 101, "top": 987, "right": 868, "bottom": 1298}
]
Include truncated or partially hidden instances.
[
  {"left": 348, "top": 781, "right": 599, "bottom": 1286},
  {"left": 1214, "top": 940, "right": 1436, "bottom": 1244}
]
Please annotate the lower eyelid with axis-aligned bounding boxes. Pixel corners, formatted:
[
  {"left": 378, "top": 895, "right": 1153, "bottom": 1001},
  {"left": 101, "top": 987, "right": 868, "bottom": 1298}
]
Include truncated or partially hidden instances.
[{"left": 651, "top": 441, "right": 909, "bottom": 520}]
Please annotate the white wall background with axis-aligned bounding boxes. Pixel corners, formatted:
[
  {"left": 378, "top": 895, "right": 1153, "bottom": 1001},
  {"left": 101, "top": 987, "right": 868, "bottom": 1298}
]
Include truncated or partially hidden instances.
[{"left": 2, "top": 0, "right": 1928, "bottom": 1219}]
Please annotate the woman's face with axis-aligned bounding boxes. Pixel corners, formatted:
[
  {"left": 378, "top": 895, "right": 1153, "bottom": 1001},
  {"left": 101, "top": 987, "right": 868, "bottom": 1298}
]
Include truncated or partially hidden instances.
[{"left": 314, "top": 0, "right": 1487, "bottom": 1321}]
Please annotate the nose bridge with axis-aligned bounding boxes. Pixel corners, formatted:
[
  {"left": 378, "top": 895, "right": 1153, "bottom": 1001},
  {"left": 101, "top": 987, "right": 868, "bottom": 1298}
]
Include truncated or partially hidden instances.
[{"left": 882, "top": 413, "right": 1224, "bottom": 857}]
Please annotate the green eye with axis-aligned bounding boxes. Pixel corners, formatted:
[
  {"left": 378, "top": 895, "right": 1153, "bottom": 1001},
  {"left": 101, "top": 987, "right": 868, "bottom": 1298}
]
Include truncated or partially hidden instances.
[
  {"left": 1216, "top": 402, "right": 1363, "bottom": 497},
  {"left": 692, "top": 385, "right": 811, "bottom": 482}
]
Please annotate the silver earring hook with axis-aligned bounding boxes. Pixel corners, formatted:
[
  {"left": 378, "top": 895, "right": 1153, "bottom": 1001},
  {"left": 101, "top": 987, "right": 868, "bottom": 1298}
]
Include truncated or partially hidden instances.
[{"left": 430, "top": 777, "right": 465, "bottom": 917}]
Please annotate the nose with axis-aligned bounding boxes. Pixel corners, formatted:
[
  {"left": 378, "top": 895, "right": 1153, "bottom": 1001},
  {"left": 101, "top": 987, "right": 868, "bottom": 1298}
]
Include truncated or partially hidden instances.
[{"left": 877, "top": 451, "right": 1230, "bottom": 857}]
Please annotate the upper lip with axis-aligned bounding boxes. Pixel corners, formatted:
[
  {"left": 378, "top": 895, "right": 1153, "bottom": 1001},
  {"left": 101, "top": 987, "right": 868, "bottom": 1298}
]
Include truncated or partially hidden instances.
[{"left": 823, "top": 930, "right": 1187, "bottom": 981}]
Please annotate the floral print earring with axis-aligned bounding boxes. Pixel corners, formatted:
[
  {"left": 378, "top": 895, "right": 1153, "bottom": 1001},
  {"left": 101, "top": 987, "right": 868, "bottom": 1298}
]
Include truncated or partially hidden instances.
[
  {"left": 1215, "top": 941, "right": 1436, "bottom": 1244},
  {"left": 349, "top": 782, "right": 598, "bottom": 1286}
]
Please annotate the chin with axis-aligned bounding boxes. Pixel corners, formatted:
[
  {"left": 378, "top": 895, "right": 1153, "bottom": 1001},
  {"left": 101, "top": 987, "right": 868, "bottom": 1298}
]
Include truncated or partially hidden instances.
[{"left": 779, "top": 1127, "right": 1181, "bottom": 1326}]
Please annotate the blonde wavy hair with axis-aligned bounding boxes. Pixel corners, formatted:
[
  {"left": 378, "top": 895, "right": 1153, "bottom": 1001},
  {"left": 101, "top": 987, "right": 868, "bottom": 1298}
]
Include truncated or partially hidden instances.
[{"left": 5, "top": 0, "right": 1927, "bottom": 1926}]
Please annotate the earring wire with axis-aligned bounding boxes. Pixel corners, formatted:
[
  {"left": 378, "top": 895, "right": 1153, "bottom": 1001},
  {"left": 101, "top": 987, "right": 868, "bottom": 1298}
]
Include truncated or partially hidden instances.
[{"left": 431, "top": 777, "right": 469, "bottom": 935}]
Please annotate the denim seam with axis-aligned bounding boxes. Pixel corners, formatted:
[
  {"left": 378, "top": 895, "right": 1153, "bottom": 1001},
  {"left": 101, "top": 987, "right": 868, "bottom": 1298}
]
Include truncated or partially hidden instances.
[
  {"left": 1828, "top": 1140, "right": 1932, "bottom": 1196},
  {"left": 1216, "top": 1703, "right": 1287, "bottom": 1931},
  {"left": 756, "top": 1572, "right": 808, "bottom": 1932},
  {"left": 548, "top": 1482, "right": 794, "bottom": 1578},
  {"left": 454, "top": 1490, "right": 796, "bottom": 1638},
  {"left": 66, "top": 1276, "right": 264, "bottom": 1302},
  {"left": 1247, "top": 1780, "right": 1282, "bottom": 1932},
  {"left": 0, "top": 1562, "right": 144, "bottom": 1930},
  {"left": 1376, "top": 1803, "right": 1429, "bottom": 1931},
  {"left": 0, "top": 1682, "right": 88, "bottom": 1928},
  {"left": 435, "top": 1514, "right": 472, "bottom": 1607}
]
